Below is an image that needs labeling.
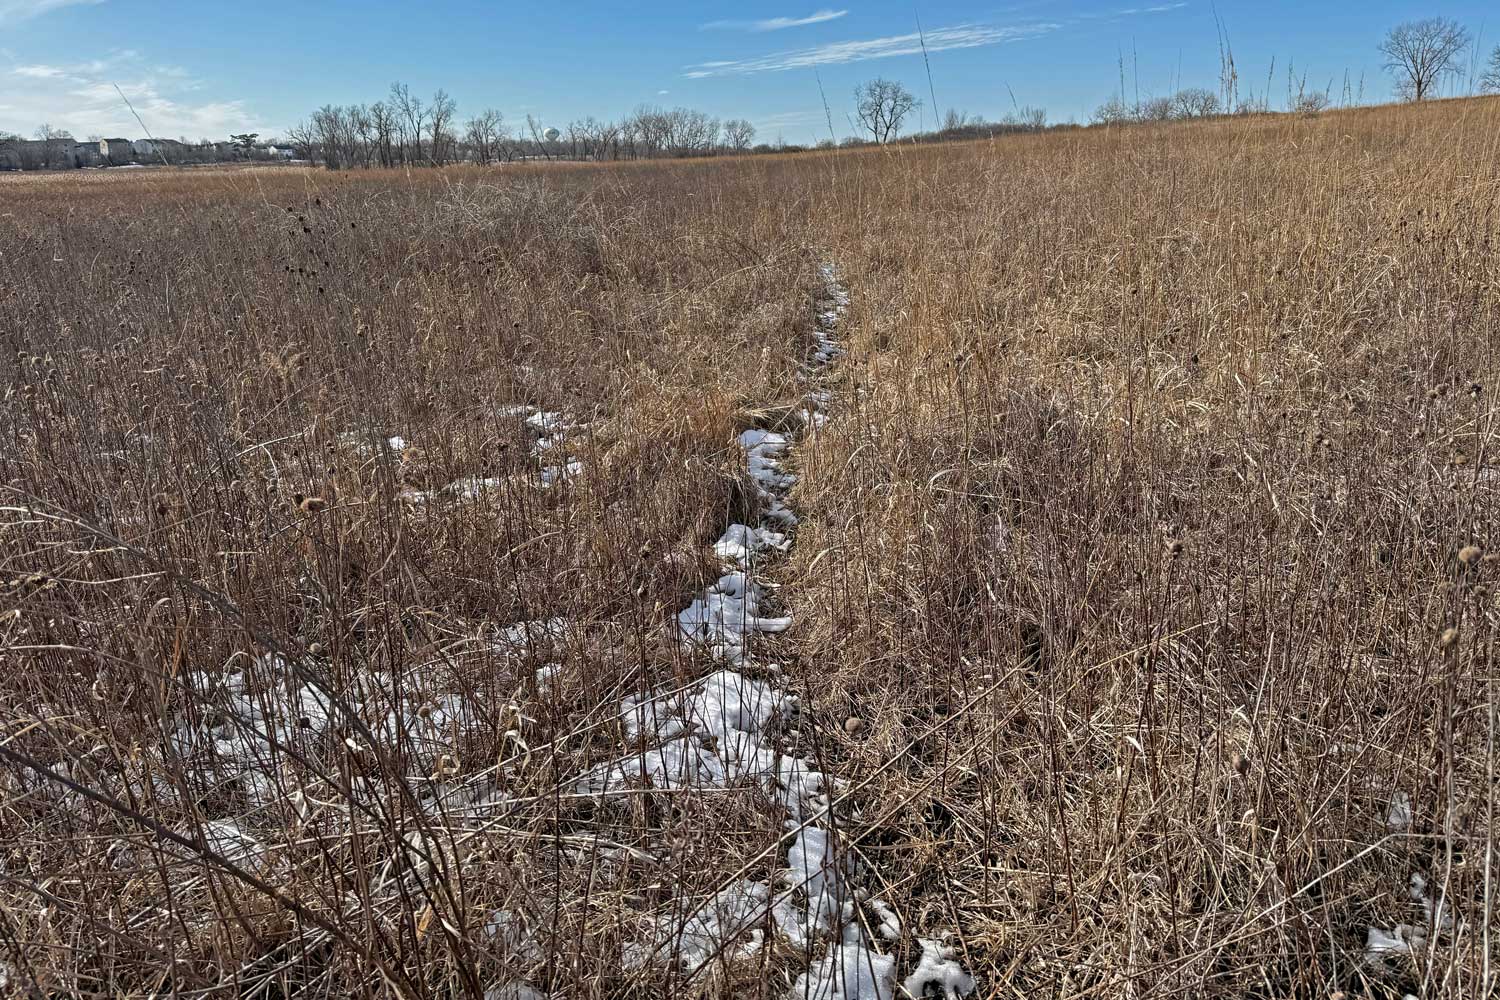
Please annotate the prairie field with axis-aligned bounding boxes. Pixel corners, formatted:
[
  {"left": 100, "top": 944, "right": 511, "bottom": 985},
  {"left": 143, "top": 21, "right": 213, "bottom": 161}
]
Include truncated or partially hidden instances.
[{"left": 2, "top": 96, "right": 1500, "bottom": 999}]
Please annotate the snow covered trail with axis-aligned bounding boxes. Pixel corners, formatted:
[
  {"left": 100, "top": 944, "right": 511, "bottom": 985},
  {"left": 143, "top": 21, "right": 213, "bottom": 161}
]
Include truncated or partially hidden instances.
[{"left": 575, "top": 263, "right": 977, "bottom": 1000}]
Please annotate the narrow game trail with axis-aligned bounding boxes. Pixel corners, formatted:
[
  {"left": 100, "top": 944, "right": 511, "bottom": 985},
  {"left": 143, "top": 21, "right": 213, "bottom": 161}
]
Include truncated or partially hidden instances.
[{"left": 561, "top": 261, "right": 977, "bottom": 999}]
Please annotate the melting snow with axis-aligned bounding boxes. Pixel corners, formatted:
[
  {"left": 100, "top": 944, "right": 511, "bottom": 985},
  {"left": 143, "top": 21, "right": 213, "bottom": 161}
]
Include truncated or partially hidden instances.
[
  {"left": 405, "top": 403, "right": 589, "bottom": 502},
  {"left": 1365, "top": 872, "right": 1453, "bottom": 964},
  {"left": 902, "top": 937, "right": 977, "bottom": 999},
  {"left": 793, "top": 942, "right": 896, "bottom": 1000},
  {"left": 1386, "top": 790, "right": 1413, "bottom": 831},
  {"left": 677, "top": 572, "right": 793, "bottom": 663},
  {"left": 483, "top": 985, "right": 544, "bottom": 1000}
]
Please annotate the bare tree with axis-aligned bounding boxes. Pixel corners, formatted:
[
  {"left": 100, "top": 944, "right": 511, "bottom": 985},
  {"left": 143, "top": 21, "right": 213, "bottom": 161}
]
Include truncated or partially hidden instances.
[
  {"left": 664, "top": 107, "right": 719, "bottom": 156},
  {"left": 369, "top": 101, "right": 397, "bottom": 167},
  {"left": 575, "top": 117, "right": 621, "bottom": 160},
  {"left": 1017, "top": 106, "right": 1047, "bottom": 131},
  {"left": 1138, "top": 96, "right": 1174, "bottom": 122},
  {"left": 1171, "top": 88, "right": 1220, "bottom": 119},
  {"left": 390, "top": 82, "right": 427, "bottom": 163},
  {"left": 1380, "top": 18, "right": 1470, "bottom": 101},
  {"left": 1091, "top": 97, "right": 1133, "bottom": 125},
  {"left": 1292, "top": 90, "right": 1332, "bottom": 115},
  {"left": 626, "top": 105, "right": 671, "bottom": 158},
  {"left": 355, "top": 105, "right": 378, "bottom": 167},
  {"left": 286, "top": 120, "right": 317, "bottom": 163},
  {"left": 463, "top": 109, "right": 506, "bottom": 165},
  {"left": 30, "top": 123, "right": 74, "bottom": 169},
  {"left": 596, "top": 118, "right": 622, "bottom": 160},
  {"left": 1483, "top": 45, "right": 1500, "bottom": 93},
  {"left": 311, "top": 105, "right": 362, "bottom": 170},
  {"left": 855, "top": 78, "right": 920, "bottom": 143},
  {"left": 429, "top": 89, "right": 457, "bottom": 165},
  {"left": 722, "top": 118, "right": 756, "bottom": 152},
  {"left": 524, "top": 114, "right": 554, "bottom": 160}
]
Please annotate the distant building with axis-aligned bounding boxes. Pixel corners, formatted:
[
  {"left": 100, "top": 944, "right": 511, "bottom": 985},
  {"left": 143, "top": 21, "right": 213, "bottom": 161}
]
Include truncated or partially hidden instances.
[
  {"left": 99, "top": 138, "right": 132, "bottom": 164},
  {"left": 132, "top": 137, "right": 188, "bottom": 162}
]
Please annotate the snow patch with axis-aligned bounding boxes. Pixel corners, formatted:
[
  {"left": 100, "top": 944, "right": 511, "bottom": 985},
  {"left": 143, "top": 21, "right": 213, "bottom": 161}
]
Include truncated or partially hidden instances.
[
  {"left": 902, "top": 937, "right": 977, "bottom": 999},
  {"left": 1386, "top": 790, "right": 1412, "bottom": 831},
  {"left": 484, "top": 985, "right": 544, "bottom": 1000},
  {"left": 793, "top": 942, "right": 896, "bottom": 1000},
  {"left": 1365, "top": 872, "right": 1453, "bottom": 964}
]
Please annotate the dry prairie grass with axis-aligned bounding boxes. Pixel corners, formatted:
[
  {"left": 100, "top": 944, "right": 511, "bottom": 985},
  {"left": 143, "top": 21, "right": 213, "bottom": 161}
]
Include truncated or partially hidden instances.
[{"left": 1, "top": 97, "right": 1499, "bottom": 999}]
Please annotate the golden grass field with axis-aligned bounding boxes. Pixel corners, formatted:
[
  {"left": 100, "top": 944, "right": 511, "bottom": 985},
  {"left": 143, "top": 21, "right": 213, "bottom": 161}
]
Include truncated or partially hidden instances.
[{"left": 2, "top": 95, "right": 1499, "bottom": 998}]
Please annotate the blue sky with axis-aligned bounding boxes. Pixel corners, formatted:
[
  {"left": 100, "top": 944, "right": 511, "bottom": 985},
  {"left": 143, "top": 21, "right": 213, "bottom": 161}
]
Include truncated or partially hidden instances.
[{"left": 0, "top": 1, "right": 1495, "bottom": 143}]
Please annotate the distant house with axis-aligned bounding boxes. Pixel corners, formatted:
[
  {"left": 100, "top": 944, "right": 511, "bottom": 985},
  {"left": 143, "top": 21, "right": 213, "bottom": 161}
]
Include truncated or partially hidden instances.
[
  {"left": 99, "top": 138, "right": 132, "bottom": 164},
  {"left": 132, "top": 137, "right": 188, "bottom": 162}
]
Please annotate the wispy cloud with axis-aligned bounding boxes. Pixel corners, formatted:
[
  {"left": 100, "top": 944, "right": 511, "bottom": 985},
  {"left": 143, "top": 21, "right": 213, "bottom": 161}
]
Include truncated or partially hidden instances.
[
  {"left": 702, "top": 9, "right": 848, "bottom": 32},
  {"left": 1079, "top": 2, "right": 1187, "bottom": 19},
  {"left": 754, "top": 110, "right": 825, "bottom": 130},
  {"left": 0, "top": 0, "right": 104, "bottom": 26},
  {"left": 686, "top": 21, "right": 1061, "bottom": 77},
  {"left": 12, "top": 58, "right": 109, "bottom": 79}
]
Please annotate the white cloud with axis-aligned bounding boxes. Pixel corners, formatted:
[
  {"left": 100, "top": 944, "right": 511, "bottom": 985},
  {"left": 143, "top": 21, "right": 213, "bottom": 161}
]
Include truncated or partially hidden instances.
[
  {"left": 1079, "top": 2, "right": 1187, "bottom": 19},
  {"left": 12, "top": 58, "right": 108, "bottom": 79},
  {"left": 1, "top": 50, "right": 277, "bottom": 139},
  {"left": 702, "top": 9, "right": 848, "bottom": 32},
  {"left": 686, "top": 21, "right": 1062, "bottom": 77},
  {"left": 0, "top": 0, "right": 104, "bottom": 25},
  {"left": 754, "top": 109, "right": 825, "bottom": 130}
]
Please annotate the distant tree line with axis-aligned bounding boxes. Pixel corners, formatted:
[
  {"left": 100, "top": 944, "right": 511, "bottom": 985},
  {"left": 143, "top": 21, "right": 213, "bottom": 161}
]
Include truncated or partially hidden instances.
[
  {"left": 290, "top": 81, "right": 764, "bottom": 168},
  {"left": 1089, "top": 84, "right": 1316, "bottom": 125},
  {"left": 1090, "top": 17, "right": 1500, "bottom": 128}
]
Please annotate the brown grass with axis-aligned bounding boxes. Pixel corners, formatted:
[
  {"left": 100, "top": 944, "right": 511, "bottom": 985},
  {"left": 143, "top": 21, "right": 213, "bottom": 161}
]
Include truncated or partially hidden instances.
[{"left": 2, "top": 96, "right": 1499, "bottom": 998}]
